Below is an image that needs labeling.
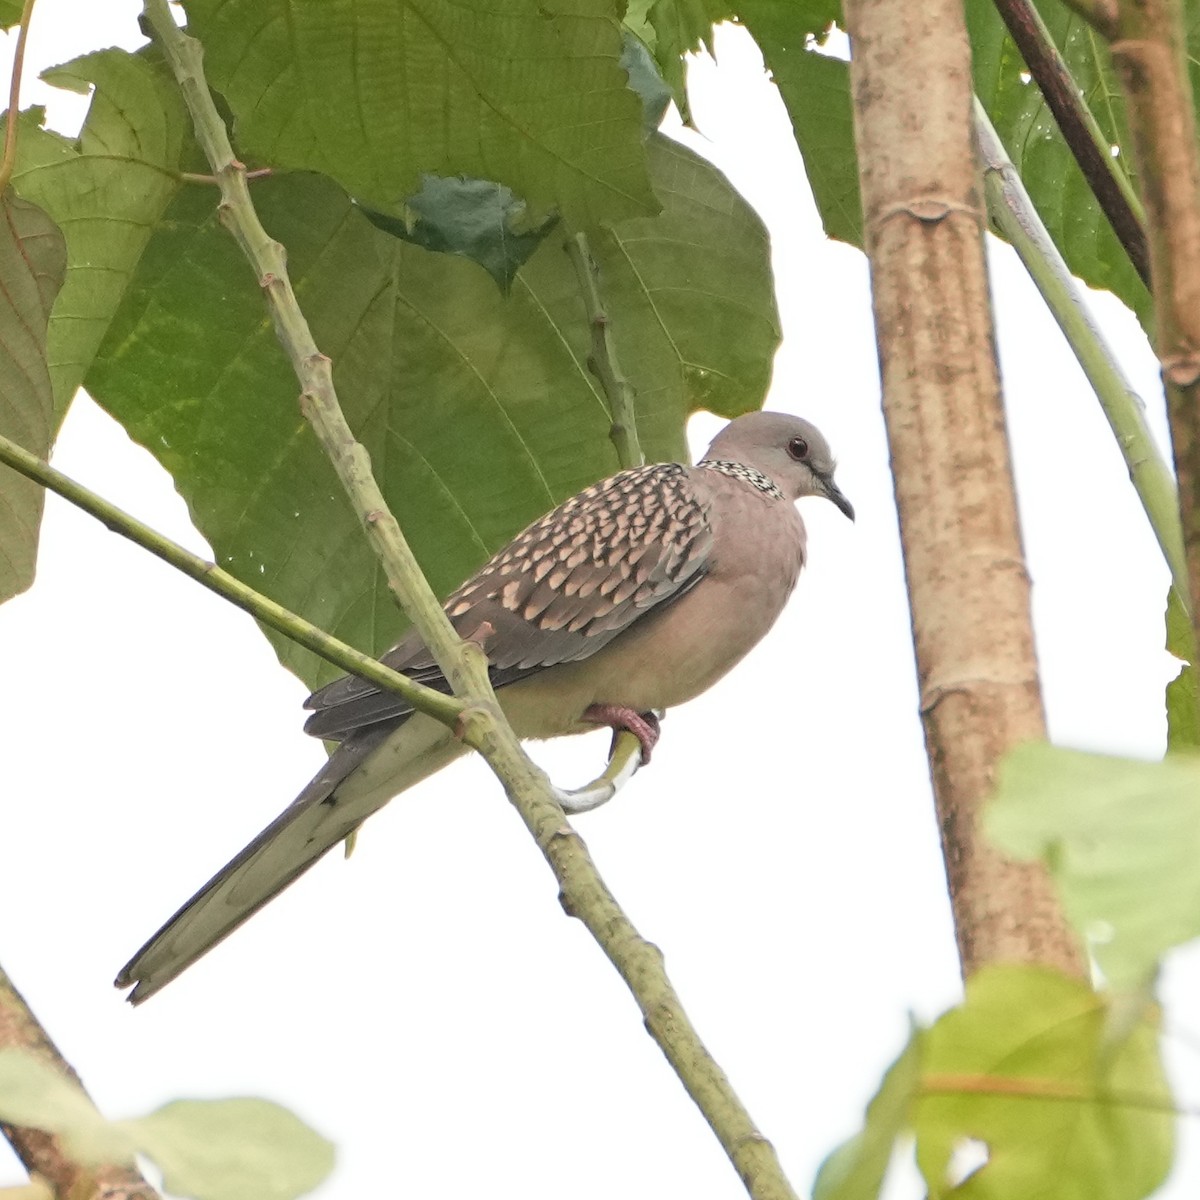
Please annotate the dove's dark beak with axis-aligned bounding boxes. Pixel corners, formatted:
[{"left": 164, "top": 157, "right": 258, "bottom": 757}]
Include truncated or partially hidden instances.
[{"left": 823, "top": 477, "right": 855, "bottom": 522}]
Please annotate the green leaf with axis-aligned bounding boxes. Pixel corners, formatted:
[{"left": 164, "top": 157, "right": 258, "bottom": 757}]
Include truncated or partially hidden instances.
[
  {"left": 989, "top": 743, "right": 1200, "bottom": 988},
  {"left": 736, "top": 10, "right": 860, "bottom": 246},
  {"left": 120, "top": 1098, "right": 335, "bottom": 1200},
  {"left": 0, "top": 1052, "right": 333, "bottom": 1200},
  {"left": 184, "top": 0, "right": 655, "bottom": 228},
  {"left": 0, "top": 190, "right": 66, "bottom": 605},
  {"left": 86, "top": 133, "right": 779, "bottom": 687},
  {"left": 593, "top": 135, "right": 780, "bottom": 422},
  {"left": 9, "top": 48, "right": 187, "bottom": 413},
  {"left": 735, "top": 0, "right": 842, "bottom": 50},
  {"left": 916, "top": 967, "right": 1171, "bottom": 1200},
  {"left": 813, "top": 1032, "right": 922, "bottom": 1200},
  {"left": 358, "top": 179, "right": 559, "bottom": 294},
  {"left": 635, "top": 0, "right": 732, "bottom": 120},
  {"left": 965, "top": 0, "right": 1152, "bottom": 324},
  {"left": 0, "top": 1, "right": 23, "bottom": 29},
  {"left": 0, "top": 1050, "right": 133, "bottom": 1166},
  {"left": 1166, "top": 586, "right": 1199, "bottom": 750}
]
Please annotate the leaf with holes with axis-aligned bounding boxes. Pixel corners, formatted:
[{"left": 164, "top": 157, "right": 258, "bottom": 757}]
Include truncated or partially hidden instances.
[{"left": 916, "top": 967, "right": 1170, "bottom": 1200}]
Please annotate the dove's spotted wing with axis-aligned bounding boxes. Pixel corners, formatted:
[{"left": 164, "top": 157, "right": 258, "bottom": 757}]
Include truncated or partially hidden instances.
[{"left": 304, "top": 463, "right": 714, "bottom": 740}]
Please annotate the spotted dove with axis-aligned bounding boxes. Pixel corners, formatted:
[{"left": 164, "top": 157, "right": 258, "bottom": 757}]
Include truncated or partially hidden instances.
[{"left": 116, "top": 411, "right": 852, "bottom": 1001}]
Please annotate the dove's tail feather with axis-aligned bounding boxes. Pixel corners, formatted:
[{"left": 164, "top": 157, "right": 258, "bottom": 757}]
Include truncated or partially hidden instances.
[{"left": 115, "top": 714, "right": 465, "bottom": 1003}]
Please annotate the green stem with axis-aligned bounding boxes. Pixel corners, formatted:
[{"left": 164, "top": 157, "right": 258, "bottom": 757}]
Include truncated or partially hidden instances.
[
  {"left": 0, "top": 430, "right": 463, "bottom": 725},
  {"left": 140, "top": 5, "right": 796, "bottom": 1196},
  {"left": 975, "top": 99, "right": 1188, "bottom": 612},
  {"left": 565, "top": 231, "right": 645, "bottom": 469},
  {"left": 0, "top": 0, "right": 37, "bottom": 195}
]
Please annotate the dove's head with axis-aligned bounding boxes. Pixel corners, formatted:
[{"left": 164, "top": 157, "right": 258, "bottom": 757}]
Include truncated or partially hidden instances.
[{"left": 703, "top": 411, "right": 854, "bottom": 520}]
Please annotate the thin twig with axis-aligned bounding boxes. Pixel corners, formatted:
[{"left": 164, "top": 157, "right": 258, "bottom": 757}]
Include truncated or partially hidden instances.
[
  {"left": 179, "top": 167, "right": 273, "bottom": 185},
  {"left": 989, "top": 0, "right": 1148, "bottom": 284},
  {"left": 974, "top": 99, "right": 1186, "bottom": 609},
  {"left": 0, "top": 430, "right": 464, "bottom": 725},
  {"left": 565, "top": 231, "right": 645, "bottom": 468},
  {"left": 0, "top": 969, "right": 158, "bottom": 1200},
  {"left": 0, "top": 0, "right": 37, "bottom": 195},
  {"left": 139, "top": 3, "right": 799, "bottom": 1196}
]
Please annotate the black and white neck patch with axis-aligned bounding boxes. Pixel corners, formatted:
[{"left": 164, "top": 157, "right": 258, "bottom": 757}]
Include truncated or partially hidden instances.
[{"left": 696, "top": 459, "right": 785, "bottom": 500}]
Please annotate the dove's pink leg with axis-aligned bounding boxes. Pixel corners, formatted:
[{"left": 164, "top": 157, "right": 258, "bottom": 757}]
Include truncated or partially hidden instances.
[{"left": 582, "top": 705, "right": 661, "bottom": 764}]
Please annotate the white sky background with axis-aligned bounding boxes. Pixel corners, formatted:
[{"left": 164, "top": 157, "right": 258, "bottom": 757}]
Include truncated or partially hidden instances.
[{"left": 0, "top": 2, "right": 1196, "bottom": 1197}]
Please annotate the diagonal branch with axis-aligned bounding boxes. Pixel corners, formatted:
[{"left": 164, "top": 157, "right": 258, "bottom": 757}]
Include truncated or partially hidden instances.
[
  {"left": 0, "top": 429, "right": 463, "bottom": 724},
  {"left": 989, "top": 0, "right": 1149, "bottom": 284},
  {"left": 0, "top": 969, "right": 158, "bottom": 1200},
  {"left": 138, "top": 2, "right": 800, "bottom": 1196}
]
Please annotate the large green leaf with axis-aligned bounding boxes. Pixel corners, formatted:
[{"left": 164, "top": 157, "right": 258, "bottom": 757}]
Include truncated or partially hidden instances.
[
  {"left": 989, "top": 743, "right": 1200, "bottom": 988},
  {"left": 591, "top": 136, "right": 779, "bottom": 425},
  {"left": 9, "top": 49, "right": 188, "bottom": 414},
  {"left": 183, "top": 0, "right": 655, "bottom": 228},
  {"left": 0, "top": 191, "right": 66, "bottom": 605},
  {"left": 918, "top": 968, "right": 1171, "bottom": 1200},
  {"left": 811, "top": 968, "right": 1171, "bottom": 1200},
  {"left": 85, "top": 134, "right": 779, "bottom": 687}
]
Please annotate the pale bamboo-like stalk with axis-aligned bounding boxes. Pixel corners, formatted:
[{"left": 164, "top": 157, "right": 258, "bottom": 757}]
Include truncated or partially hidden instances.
[{"left": 843, "top": 0, "right": 1084, "bottom": 977}]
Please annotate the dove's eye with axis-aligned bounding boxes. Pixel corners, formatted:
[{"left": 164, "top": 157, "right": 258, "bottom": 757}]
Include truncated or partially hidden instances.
[{"left": 787, "top": 436, "right": 809, "bottom": 461}]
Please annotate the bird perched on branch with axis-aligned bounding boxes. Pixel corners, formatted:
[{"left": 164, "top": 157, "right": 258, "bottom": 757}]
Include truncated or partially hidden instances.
[{"left": 116, "top": 410, "right": 852, "bottom": 1002}]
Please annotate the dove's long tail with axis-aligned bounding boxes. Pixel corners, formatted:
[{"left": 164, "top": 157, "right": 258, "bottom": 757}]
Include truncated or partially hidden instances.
[{"left": 115, "top": 713, "right": 465, "bottom": 1003}]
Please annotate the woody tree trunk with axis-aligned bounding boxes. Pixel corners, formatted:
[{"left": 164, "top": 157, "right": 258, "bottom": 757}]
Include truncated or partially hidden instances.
[{"left": 842, "top": 0, "right": 1084, "bottom": 978}]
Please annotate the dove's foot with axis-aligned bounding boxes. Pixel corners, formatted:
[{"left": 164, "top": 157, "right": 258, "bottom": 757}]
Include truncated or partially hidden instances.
[{"left": 582, "top": 705, "right": 661, "bottom": 764}]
